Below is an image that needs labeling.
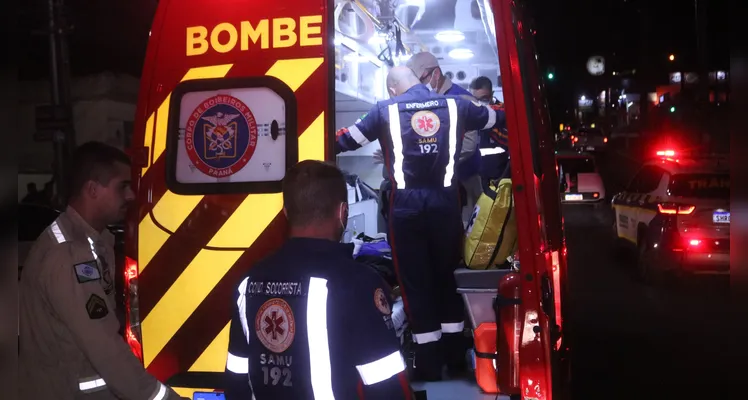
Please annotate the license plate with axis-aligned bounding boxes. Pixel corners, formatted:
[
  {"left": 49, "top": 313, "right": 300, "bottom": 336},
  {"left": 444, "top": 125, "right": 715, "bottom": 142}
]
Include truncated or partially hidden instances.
[
  {"left": 713, "top": 211, "right": 730, "bottom": 224},
  {"left": 193, "top": 393, "right": 225, "bottom": 400},
  {"left": 565, "top": 194, "right": 583, "bottom": 201},
  {"left": 586, "top": 146, "right": 595, "bottom": 150}
]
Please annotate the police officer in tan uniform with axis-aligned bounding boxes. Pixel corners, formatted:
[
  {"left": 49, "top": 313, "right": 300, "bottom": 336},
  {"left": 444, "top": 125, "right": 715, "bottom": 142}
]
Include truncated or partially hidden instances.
[{"left": 19, "top": 142, "right": 186, "bottom": 400}]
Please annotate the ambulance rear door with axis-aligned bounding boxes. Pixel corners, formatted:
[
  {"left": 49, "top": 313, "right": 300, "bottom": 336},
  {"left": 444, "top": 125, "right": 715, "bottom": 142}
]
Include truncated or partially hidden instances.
[{"left": 126, "top": 0, "right": 335, "bottom": 395}]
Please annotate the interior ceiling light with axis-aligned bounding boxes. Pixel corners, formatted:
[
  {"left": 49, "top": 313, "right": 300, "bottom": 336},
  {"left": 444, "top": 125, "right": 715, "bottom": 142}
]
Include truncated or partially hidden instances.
[
  {"left": 435, "top": 30, "right": 465, "bottom": 43},
  {"left": 448, "top": 48, "right": 473, "bottom": 60}
]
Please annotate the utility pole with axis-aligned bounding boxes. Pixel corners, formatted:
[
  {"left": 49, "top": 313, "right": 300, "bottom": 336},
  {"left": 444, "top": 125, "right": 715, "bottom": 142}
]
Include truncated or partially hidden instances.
[{"left": 46, "top": 0, "right": 75, "bottom": 208}]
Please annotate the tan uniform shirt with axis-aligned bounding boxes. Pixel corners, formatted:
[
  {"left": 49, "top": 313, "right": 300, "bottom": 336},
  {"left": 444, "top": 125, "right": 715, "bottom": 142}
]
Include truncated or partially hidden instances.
[{"left": 19, "top": 207, "right": 180, "bottom": 400}]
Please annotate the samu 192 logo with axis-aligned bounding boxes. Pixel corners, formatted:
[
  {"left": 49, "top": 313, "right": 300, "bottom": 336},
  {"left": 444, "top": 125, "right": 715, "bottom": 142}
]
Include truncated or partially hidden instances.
[{"left": 185, "top": 94, "right": 258, "bottom": 178}]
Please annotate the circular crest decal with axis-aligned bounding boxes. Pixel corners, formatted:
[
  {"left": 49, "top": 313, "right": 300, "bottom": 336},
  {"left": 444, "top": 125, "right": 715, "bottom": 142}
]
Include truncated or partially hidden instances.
[
  {"left": 185, "top": 94, "right": 258, "bottom": 178},
  {"left": 255, "top": 298, "right": 296, "bottom": 353},
  {"left": 374, "top": 288, "right": 391, "bottom": 315},
  {"left": 411, "top": 110, "right": 440, "bottom": 137}
]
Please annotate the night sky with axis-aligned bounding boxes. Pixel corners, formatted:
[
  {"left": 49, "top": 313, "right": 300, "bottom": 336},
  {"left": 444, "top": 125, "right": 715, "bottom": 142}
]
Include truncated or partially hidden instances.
[{"left": 13, "top": 0, "right": 729, "bottom": 118}]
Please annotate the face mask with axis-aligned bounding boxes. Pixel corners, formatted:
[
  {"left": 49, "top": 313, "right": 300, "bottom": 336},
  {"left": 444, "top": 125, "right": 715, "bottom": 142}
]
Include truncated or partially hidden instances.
[{"left": 423, "top": 69, "right": 437, "bottom": 92}]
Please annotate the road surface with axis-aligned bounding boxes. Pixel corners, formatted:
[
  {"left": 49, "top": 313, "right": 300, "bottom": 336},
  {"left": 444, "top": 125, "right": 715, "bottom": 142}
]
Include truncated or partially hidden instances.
[{"left": 566, "top": 149, "right": 730, "bottom": 399}]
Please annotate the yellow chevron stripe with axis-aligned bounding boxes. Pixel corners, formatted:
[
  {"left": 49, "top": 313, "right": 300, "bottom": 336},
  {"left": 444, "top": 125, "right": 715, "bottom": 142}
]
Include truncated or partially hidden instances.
[
  {"left": 189, "top": 322, "right": 230, "bottom": 372},
  {"left": 142, "top": 58, "right": 325, "bottom": 368},
  {"left": 141, "top": 64, "right": 234, "bottom": 175},
  {"left": 299, "top": 112, "right": 325, "bottom": 162},
  {"left": 265, "top": 57, "right": 323, "bottom": 91},
  {"left": 138, "top": 191, "right": 204, "bottom": 273},
  {"left": 138, "top": 65, "right": 235, "bottom": 270}
]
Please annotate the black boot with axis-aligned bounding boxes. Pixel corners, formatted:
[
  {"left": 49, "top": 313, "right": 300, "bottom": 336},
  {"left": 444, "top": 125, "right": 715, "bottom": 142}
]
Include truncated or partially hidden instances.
[
  {"left": 442, "top": 332, "right": 472, "bottom": 377},
  {"left": 409, "top": 341, "right": 443, "bottom": 382}
]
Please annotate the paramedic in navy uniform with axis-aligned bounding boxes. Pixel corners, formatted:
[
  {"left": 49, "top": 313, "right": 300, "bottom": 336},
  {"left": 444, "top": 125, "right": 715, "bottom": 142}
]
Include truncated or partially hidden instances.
[
  {"left": 334, "top": 66, "right": 508, "bottom": 381},
  {"left": 224, "top": 160, "right": 412, "bottom": 399}
]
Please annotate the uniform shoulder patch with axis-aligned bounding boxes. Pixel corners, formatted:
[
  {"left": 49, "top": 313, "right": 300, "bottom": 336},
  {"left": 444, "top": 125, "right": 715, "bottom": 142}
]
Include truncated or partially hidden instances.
[
  {"left": 74, "top": 261, "right": 101, "bottom": 283},
  {"left": 255, "top": 298, "right": 296, "bottom": 353},
  {"left": 374, "top": 288, "right": 391, "bottom": 315},
  {"left": 85, "top": 294, "right": 108, "bottom": 320}
]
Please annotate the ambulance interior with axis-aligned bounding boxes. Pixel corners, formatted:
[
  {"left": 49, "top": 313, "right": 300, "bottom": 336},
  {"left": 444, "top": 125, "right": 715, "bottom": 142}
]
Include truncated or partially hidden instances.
[
  {"left": 332, "top": 0, "right": 508, "bottom": 391},
  {"left": 334, "top": 0, "right": 502, "bottom": 234}
]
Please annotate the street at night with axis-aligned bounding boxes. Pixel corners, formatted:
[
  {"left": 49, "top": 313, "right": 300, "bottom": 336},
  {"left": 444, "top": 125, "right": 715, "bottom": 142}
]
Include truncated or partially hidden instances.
[{"left": 566, "top": 147, "right": 730, "bottom": 399}]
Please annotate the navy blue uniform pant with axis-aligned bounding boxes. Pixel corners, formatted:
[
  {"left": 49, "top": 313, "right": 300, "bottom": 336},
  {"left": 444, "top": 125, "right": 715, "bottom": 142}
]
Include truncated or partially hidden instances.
[{"left": 384, "top": 187, "right": 465, "bottom": 372}]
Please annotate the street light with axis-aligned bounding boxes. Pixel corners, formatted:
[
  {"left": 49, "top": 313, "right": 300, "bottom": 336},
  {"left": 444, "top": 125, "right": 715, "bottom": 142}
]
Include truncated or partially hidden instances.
[
  {"left": 580, "top": 95, "right": 586, "bottom": 101},
  {"left": 670, "top": 106, "right": 676, "bottom": 112},
  {"left": 668, "top": 54, "right": 675, "bottom": 61},
  {"left": 547, "top": 73, "right": 554, "bottom": 80}
]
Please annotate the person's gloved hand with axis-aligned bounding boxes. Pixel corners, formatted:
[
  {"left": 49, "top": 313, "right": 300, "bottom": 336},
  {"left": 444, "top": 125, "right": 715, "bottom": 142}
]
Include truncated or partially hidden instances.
[{"left": 373, "top": 148, "right": 384, "bottom": 165}]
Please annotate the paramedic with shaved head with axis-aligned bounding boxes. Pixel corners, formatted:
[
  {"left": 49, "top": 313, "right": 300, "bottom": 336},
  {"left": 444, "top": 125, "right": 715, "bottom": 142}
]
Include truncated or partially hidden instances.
[
  {"left": 224, "top": 160, "right": 412, "bottom": 399},
  {"left": 335, "top": 66, "right": 508, "bottom": 381},
  {"left": 19, "top": 141, "right": 185, "bottom": 400}
]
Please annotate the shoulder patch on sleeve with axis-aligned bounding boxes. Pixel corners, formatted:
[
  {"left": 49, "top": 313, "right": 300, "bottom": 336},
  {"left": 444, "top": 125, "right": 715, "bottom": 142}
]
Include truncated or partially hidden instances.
[
  {"left": 374, "top": 288, "right": 391, "bottom": 315},
  {"left": 74, "top": 261, "right": 101, "bottom": 283},
  {"left": 355, "top": 112, "right": 368, "bottom": 124},
  {"left": 86, "top": 294, "right": 108, "bottom": 319}
]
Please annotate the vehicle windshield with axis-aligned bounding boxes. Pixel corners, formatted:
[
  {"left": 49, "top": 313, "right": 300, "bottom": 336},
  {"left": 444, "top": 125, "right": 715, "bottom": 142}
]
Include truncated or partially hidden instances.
[
  {"left": 557, "top": 157, "right": 596, "bottom": 174},
  {"left": 669, "top": 173, "right": 729, "bottom": 199}
]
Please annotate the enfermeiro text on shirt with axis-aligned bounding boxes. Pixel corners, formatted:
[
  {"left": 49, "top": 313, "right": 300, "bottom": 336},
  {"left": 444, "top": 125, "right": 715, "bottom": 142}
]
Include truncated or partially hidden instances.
[{"left": 404, "top": 100, "right": 439, "bottom": 109}]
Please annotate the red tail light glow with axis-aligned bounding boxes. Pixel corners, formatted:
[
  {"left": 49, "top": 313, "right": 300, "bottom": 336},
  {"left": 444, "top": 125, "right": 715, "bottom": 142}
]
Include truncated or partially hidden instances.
[
  {"left": 657, "top": 203, "right": 695, "bottom": 215},
  {"left": 603, "top": 137, "right": 608, "bottom": 143},
  {"left": 688, "top": 239, "right": 701, "bottom": 246},
  {"left": 656, "top": 150, "right": 676, "bottom": 157},
  {"left": 124, "top": 257, "right": 143, "bottom": 363}
]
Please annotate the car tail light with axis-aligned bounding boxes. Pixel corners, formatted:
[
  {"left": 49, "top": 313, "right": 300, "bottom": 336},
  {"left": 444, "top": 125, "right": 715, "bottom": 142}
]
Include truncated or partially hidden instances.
[
  {"left": 657, "top": 203, "right": 695, "bottom": 215},
  {"left": 656, "top": 149, "right": 676, "bottom": 157},
  {"left": 124, "top": 257, "right": 143, "bottom": 362},
  {"left": 603, "top": 137, "right": 608, "bottom": 143},
  {"left": 593, "top": 192, "right": 599, "bottom": 198},
  {"left": 688, "top": 239, "right": 701, "bottom": 246}
]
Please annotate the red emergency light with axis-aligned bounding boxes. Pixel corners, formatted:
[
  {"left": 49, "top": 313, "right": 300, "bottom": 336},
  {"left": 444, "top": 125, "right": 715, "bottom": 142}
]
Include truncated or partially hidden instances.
[{"left": 656, "top": 149, "right": 676, "bottom": 157}]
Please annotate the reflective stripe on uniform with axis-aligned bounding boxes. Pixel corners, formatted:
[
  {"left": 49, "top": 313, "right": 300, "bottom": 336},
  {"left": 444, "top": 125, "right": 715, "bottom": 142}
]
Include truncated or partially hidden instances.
[
  {"left": 86, "top": 237, "right": 99, "bottom": 260},
  {"left": 226, "top": 352, "right": 249, "bottom": 374},
  {"left": 482, "top": 105, "right": 496, "bottom": 130},
  {"left": 355, "top": 350, "right": 406, "bottom": 386},
  {"left": 78, "top": 376, "right": 106, "bottom": 392},
  {"left": 307, "top": 277, "right": 335, "bottom": 399},
  {"left": 149, "top": 382, "right": 168, "bottom": 400},
  {"left": 387, "top": 104, "right": 406, "bottom": 188},
  {"left": 347, "top": 125, "right": 370, "bottom": 147},
  {"left": 480, "top": 147, "right": 506, "bottom": 156},
  {"left": 237, "top": 277, "right": 250, "bottom": 343},
  {"left": 441, "top": 321, "right": 464, "bottom": 333},
  {"left": 443, "top": 98, "right": 458, "bottom": 187},
  {"left": 388, "top": 101, "right": 459, "bottom": 189},
  {"left": 413, "top": 329, "right": 441, "bottom": 344},
  {"left": 50, "top": 221, "right": 67, "bottom": 243}
]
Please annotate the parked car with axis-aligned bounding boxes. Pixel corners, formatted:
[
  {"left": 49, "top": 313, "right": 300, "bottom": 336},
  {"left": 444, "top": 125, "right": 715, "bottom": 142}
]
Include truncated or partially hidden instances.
[
  {"left": 570, "top": 127, "right": 608, "bottom": 152},
  {"left": 556, "top": 151, "right": 605, "bottom": 207}
]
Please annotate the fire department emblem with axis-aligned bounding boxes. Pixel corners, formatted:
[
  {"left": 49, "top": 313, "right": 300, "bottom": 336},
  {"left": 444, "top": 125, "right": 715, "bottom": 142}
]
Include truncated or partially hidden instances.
[
  {"left": 185, "top": 94, "right": 258, "bottom": 178},
  {"left": 410, "top": 110, "right": 440, "bottom": 137},
  {"left": 255, "top": 298, "right": 296, "bottom": 353},
  {"left": 374, "top": 288, "right": 390, "bottom": 315}
]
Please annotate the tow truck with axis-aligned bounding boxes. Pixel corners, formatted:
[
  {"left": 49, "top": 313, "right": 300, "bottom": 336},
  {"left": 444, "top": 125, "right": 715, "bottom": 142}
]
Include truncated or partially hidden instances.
[{"left": 124, "top": 0, "right": 570, "bottom": 398}]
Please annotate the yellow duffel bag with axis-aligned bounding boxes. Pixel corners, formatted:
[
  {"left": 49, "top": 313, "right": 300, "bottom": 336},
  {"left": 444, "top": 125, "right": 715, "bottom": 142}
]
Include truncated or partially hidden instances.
[{"left": 463, "top": 179, "right": 518, "bottom": 269}]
